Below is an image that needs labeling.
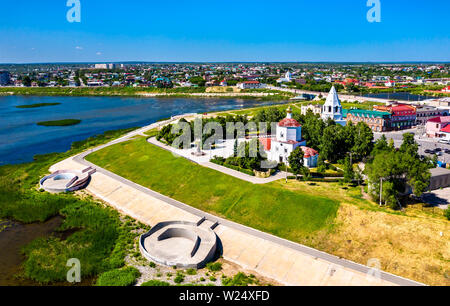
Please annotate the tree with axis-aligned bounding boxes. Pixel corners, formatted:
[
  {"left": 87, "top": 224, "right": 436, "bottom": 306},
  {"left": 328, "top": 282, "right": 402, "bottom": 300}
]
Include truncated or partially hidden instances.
[
  {"left": 354, "top": 165, "right": 363, "bottom": 186},
  {"left": 288, "top": 147, "right": 305, "bottom": 177},
  {"left": 343, "top": 156, "right": 354, "bottom": 183},
  {"left": 373, "top": 134, "right": 389, "bottom": 154},
  {"left": 23, "top": 76, "right": 32, "bottom": 87},
  {"left": 319, "top": 124, "right": 346, "bottom": 163},
  {"left": 351, "top": 122, "right": 374, "bottom": 160},
  {"left": 233, "top": 139, "right": 238, "bottom": 157},
  {"left": 366, "top": 136, "right": 432, "bottom": 208},
  {"left": 400, "top": 133, "right": 419, "bottom": 158},
  {"left": 189, "top": 76, "right": 206, "bottom": 87},
  {"left": 317, "top": 155, "right": 327, "bottom": 174}
]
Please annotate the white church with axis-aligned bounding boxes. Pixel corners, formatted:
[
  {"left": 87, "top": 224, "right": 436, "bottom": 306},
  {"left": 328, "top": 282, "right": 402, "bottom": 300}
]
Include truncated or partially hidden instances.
[
  {"left": 321, "top": 86, "right": 346, "bottom": 126},
  {"left": 259, "top": 106, "right": 319, "bottom": 168},
  {"left": 277, "top": 71, "right": 293, "bottom": 83}
]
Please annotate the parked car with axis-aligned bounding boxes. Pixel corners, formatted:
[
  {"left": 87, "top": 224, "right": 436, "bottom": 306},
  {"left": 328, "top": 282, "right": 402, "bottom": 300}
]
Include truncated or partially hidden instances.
[
  {"left": 436, "top": 152, "right": 443, "bottom": 156},
  {"left": 424, "top": 149, "right": 432, "bottom": 154},
  {"left": 435, "top": 148, "right": 442, "bottom": 152},
  {"left": 438, "top": 139, "right": 449, "bottom": 144},
  {"left": 445, "top": 149, "right": 450, "bottom": 154}
]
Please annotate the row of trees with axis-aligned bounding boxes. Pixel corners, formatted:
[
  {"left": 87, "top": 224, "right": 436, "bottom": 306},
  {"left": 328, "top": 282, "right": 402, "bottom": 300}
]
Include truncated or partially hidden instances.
[{"left": 297, "top": 112, "right": 374, "bottom": 164}]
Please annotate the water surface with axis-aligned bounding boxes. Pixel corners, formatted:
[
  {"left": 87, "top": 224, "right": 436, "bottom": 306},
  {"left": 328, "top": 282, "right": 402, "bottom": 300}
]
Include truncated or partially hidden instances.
[{"left": 0, "top": 96, "right": 285, "bottom": 165}]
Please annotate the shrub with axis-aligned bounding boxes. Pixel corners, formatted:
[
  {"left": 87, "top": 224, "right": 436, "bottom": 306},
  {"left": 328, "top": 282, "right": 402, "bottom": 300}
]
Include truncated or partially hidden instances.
[
  {"left": 206, "top": 262, "right": 222, "bottom": 272},
  {"left": 186, "top": 268, "right": 197, "bottom": 275},
  {"left": 222, "top": 272, "right": 255, "bottom": 286},
  {"left": 445, "top": 208, "right": 450, "bottom": 221},
  {"left": 174, "top": 272, "right": 185, "bottom": 284},
  {"left": 149, "top": 262, "right": 156, "bottom": 268},
  {"left": 141, "top": 280, "right": 171, "bottom": 286},
  {"left": 96, "top": 267, "right": 141, "bottom": 286}
]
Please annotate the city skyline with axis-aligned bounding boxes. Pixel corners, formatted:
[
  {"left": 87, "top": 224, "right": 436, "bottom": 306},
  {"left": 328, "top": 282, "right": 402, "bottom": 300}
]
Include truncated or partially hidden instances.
[{"left": 1, "top": 0, "right": 449, "bottom": 63}]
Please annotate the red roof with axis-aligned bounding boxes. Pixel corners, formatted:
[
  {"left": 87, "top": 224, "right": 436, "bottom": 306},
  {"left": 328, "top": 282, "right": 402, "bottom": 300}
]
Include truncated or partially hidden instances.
[
  {"left": 440, "top": 124, "right": 450, "bottom": 133},
  {"left": 391, "top": 105, "right": 415, "bottom": 112},
  {"left": 301, "top": 146, "right": 318, "bottom": 158},
  {"left": 243, "top": 81, "right": 259, "bottom": 84},
  {"left": 278, "top": 118, "right": 301, "bottom": 128},
  {"left": 429, "top": 116, "right": 450, "bottom": 124}
]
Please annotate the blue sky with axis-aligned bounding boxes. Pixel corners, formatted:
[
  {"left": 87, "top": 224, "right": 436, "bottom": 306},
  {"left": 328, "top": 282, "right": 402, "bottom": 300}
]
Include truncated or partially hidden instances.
[{"left": 1, "top": 0, "right": 449, "bottom": 63}]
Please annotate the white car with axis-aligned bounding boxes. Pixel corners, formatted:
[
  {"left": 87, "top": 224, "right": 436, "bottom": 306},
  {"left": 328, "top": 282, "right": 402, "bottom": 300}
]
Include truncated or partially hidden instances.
[{"left": 438, "top": 139, "right": 449, "bottom": 144}]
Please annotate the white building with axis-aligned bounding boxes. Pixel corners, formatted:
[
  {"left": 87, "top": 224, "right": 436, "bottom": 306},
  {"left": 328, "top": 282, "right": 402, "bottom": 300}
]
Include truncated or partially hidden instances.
[
  {"left": 277, "top": 71, "right": 293, "bottom": 83},
  {"left": 321, "top": 86, "right": 346, "bottom": 126},
  {"left": 260, "top": 107, "right": 319, "bottom": 167},
  {"left": 237, "top": 81, "right": 264, "bottom": 89}
]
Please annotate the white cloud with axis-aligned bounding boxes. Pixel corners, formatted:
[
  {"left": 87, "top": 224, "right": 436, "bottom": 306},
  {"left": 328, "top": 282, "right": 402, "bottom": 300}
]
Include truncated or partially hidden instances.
[
  {"left": 96, "top": 52, "right": 102, "bottom": 56},
  {"left": 75, "top": 46, "right": 83, "bottom": 50}
]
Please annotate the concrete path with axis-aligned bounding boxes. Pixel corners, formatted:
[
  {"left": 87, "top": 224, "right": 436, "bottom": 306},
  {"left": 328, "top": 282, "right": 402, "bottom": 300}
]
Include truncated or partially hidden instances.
[{"left": 48, "top": 118, "right": 424, "bottom": 286}]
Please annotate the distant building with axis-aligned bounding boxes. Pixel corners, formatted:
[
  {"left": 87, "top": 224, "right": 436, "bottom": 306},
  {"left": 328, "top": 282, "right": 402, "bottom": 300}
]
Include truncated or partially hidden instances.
[
  {"left": 300, "top": 104, "right": 322, "bottom": 116},
  {"left": 344, "top": 109, "right": 392, "bottom": 132},
  {"left": 413, "top": 105, "right": 447, "bottom": 125},
  {"left": 321, "top": 86, "right": 346, "bottom": 126},
  {"left": 276, "top": 71, "right": 292, "bottom": 83},
  {"left": 425, "top": 116, "right": 450, "bottom": 138},
  {"left": 373, "top": 104, "right": 416, "bottom": 130},
  {"left": 237, "top": 81, "right": 263, "bottom": 90},
  {"left": 295, "top": 78, "right": 307, "bottom": 85},
  {"left": 94, "top": 63, "right": 115, "bottom": 69},
  {"left": 429, "top": 167, "right": 450, "bottom": 190},
  {"left": 94, "top": 64, "right": 108, "bottom": 69},
  {"left": 385, "top": 80, "right": 396, "bottom": 87},
  {"left": 0, "top": 71, "right": 10, "bottom": 86}
]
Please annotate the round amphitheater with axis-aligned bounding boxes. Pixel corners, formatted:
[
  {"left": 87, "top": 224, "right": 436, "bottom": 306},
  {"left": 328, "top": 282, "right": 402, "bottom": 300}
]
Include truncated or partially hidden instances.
[
  {"left": 39, "top": 167, "right": 95, "bottom": 193},
  {"left": 139, "top": 221, "right": 218, "bottom": 269}
]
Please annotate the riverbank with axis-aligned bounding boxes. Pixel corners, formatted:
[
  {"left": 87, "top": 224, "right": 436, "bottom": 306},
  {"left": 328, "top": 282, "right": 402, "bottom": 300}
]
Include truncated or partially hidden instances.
[
  {"left": 0, "top": 128, "right": 142, "bottom": 285},
  {"left": 0, "top": 87, "right": 294, "bottom": 101}
]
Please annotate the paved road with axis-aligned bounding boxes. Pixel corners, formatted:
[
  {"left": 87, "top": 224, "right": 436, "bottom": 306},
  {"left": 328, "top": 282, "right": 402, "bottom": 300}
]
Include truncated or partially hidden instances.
[{"left": 69, "top": 118, "right": 423, "bottom": 286}]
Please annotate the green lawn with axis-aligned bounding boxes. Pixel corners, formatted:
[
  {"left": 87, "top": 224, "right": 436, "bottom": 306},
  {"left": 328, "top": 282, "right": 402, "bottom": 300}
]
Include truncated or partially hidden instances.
[{"left": 86, "top": 138, "right": 339, "bottom": 241}]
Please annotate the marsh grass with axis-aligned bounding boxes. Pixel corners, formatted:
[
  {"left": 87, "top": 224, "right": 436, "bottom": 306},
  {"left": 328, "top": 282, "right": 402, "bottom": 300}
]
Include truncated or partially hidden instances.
[
  {"left": 0, "top": 127, "right": 140, "bottom": 284},
  {"left": 37, "top": 119, "right": 81, "bottom": 127}
]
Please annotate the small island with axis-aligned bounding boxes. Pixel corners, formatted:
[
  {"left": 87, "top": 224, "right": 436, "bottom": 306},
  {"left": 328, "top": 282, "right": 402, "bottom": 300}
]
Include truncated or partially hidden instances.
[
  {"left": 16, "top": 103, "right": 61, "bottom": 109},
  {"left": 37, "top": 119, "right": 82, "bottom": 127}
]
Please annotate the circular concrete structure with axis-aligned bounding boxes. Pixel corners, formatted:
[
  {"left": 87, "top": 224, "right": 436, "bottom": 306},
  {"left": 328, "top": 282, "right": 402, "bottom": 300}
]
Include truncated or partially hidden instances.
[
  {"left": 139, "top": 221, "right": 218, "bottom": 269},
  {"left": 40, "top": 168, "right": 94, "bottom": 193}
]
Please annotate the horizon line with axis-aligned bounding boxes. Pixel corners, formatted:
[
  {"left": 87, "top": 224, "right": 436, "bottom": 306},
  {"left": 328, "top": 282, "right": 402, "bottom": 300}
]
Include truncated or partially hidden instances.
[{"left": 1, "top": 61, "right": 450, "bottom": 65}]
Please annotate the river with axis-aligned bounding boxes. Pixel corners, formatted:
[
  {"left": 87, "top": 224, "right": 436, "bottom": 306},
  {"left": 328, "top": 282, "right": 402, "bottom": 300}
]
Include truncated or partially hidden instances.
[
  {"left": 363, "top": 92, "right": 437, "bottom": 101},
  {"left": 0, "top": 96, "right": 287, "bottom": 165}
]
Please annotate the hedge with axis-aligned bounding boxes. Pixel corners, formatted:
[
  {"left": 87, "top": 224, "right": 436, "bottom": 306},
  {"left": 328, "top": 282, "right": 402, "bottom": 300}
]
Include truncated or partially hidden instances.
[{"left": 210, "top": 159, "right": 255, "bottom": 176}]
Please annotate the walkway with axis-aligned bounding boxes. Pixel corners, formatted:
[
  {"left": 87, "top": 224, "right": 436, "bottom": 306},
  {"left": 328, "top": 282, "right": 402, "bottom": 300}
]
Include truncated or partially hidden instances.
[{"left": 48, "top": 118, "right": 423, "bottom": 286}]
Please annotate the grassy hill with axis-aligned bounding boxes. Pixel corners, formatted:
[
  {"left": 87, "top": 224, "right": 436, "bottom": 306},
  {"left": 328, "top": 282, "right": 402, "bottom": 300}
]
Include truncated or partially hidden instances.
[{"left": 86, "top": 138, "right": 339, "bottom": 240}]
